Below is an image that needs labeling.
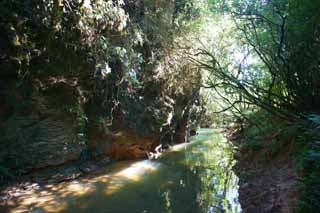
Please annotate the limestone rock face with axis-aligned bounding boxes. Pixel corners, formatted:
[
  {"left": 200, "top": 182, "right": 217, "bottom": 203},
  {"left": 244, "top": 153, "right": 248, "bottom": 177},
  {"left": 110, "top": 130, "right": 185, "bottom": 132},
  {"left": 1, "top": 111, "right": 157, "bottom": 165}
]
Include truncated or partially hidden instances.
[{"left": 0, "top": 82, "right": 85, "bottom": 173}]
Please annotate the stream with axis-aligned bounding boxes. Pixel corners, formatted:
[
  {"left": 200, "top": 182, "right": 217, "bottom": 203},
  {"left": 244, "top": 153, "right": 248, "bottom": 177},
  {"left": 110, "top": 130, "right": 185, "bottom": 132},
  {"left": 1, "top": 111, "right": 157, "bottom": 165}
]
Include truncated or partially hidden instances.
[{"left": 9, "top": 129, "right": 241, "bottom": 213}]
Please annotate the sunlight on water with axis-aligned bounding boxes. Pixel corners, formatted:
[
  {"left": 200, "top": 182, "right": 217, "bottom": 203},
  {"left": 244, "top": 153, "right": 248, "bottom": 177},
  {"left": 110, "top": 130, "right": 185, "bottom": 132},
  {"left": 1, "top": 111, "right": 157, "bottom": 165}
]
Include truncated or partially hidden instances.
[
  {"left": 116, "top": 160, "right": 161, "bottom": 181},
  {"left": 103, "top": 160, "right": 161, "bottom": 195},
  {"left": 7, "top": 129, "right": 241, "bottom": 213}
]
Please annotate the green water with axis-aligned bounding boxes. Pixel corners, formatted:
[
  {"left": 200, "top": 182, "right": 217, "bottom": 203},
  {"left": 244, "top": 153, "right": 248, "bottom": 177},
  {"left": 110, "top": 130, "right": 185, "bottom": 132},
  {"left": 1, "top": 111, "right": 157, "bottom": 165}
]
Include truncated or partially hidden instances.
[{"left": 13, "top": 129, "right": 241, "bottom": 213}]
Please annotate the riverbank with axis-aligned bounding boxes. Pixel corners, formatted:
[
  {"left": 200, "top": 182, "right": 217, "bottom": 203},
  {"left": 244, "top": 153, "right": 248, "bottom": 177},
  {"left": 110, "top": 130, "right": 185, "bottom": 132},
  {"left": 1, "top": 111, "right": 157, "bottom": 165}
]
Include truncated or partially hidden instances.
[
  {"left": 227, "top": 128, "right": 297, "bottom": 212},
  {"left": 227, "top": 112, "right": 320, "bottom": 212}
]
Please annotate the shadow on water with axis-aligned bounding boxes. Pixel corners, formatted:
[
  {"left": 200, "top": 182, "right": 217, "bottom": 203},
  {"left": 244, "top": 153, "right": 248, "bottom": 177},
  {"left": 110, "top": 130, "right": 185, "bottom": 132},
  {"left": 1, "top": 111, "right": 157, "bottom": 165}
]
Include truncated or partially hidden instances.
[{"left": 6, "top": 129, "right": 241, "bottom": 213}]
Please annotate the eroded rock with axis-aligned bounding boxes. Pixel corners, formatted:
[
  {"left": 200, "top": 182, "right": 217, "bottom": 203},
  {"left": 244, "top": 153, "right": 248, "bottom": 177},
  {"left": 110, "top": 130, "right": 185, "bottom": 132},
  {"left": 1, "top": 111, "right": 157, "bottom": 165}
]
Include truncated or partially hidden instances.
[{"left": 0, "top": 81, "right": 85, "bottom": 175}]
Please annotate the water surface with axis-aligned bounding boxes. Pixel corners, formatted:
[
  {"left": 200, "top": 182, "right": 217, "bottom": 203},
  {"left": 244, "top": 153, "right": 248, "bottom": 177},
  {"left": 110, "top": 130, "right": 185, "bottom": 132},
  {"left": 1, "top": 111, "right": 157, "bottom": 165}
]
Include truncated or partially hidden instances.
[{"left": 10, "top": 129, "right": 241, "bottom": 213}]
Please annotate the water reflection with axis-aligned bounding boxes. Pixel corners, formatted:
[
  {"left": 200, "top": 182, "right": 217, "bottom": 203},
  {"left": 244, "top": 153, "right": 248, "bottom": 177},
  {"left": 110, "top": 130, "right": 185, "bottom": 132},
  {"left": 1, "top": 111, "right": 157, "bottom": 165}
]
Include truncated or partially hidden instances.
[
  {"left": 6, "top": 129, "right": 241, "bottom": 213},
  {"left": 158, "top": 129, "right": 241, "bottom": 213}
]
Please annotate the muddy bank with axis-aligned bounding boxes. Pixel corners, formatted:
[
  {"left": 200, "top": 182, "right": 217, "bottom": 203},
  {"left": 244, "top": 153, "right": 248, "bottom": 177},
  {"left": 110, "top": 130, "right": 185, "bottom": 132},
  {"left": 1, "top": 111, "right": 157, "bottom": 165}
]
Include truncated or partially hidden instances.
[{"left": 227, "top": 129, "right": 298, "bottom": 212}]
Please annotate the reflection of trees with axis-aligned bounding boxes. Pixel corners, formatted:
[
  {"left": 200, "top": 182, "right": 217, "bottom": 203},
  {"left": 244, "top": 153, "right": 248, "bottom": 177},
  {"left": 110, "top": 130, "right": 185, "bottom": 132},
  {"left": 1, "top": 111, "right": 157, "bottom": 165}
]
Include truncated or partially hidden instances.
[
  {"left": 156, "top": 155, "right": 203, "bottom": 213},
  {"left": 162, "top": 190, "right": 172, "bottom": 213},
  {"left": 182, "top": 129, "right": 240, "bottom": 212}
]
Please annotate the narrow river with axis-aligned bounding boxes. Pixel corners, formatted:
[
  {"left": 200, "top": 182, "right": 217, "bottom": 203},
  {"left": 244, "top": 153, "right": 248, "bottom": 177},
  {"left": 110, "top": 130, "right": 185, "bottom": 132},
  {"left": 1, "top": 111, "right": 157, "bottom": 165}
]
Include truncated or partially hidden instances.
[{"left": 10, "top": 129, "right": 241, "bottom": 213}]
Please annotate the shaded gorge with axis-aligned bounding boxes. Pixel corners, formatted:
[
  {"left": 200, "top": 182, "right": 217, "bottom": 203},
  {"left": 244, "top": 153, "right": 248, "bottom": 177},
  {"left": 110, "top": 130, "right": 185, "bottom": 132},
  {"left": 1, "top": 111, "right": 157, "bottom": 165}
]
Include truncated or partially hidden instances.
[{"left": 8, "top": 129, "right": 241, "bottom": 213}]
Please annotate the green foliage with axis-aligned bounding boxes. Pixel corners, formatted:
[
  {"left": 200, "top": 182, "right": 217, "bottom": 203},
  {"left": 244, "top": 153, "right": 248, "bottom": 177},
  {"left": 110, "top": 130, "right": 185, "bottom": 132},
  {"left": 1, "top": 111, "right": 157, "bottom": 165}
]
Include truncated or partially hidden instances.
[
  {"left": 200, "top": 0, "right": 320, "bottom": 119},
  {"left": 0, "top": 165, "right": 14, "bottom": 181},
  {"left": 294, "top": 126, "right": 320, "bottom": 212},
  {"left": 266, "top": 139, "right": 283, "bottom": 157},
  {"left": 238, "top": 111, "right": 289, "bottom": 157},
  {"left": 308, "top": 114, "right": 320, "bottom": 129},
  {"left": 241, "top": 138, "right": 264, "bottom": 151}
]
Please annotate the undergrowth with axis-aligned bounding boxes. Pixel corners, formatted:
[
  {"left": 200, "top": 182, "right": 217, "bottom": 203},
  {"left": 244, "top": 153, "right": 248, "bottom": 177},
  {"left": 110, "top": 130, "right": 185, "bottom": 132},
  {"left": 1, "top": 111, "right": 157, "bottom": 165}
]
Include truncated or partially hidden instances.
[
  {"left": 294, "top": 115, "right": 320, "bottom": 212},
  {"left": 239, "top": 111, "right": 289, "bottom": 157},
  {"left": 237, "top": 111, "right": 320, "bottom": 212}
]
